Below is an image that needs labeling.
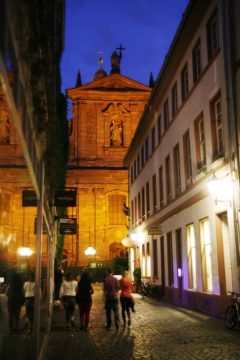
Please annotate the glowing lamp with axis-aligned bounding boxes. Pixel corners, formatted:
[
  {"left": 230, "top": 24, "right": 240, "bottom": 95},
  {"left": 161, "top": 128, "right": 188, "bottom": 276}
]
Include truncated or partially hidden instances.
[
  {"left": 207, "top": 174, "right": 233, "bottom": 203},
  {"left": 84, "top": 246, "right": 96, "bottom": 256},
  {"left": 17, "top": 247, "right": 33, "bottom": 257}
]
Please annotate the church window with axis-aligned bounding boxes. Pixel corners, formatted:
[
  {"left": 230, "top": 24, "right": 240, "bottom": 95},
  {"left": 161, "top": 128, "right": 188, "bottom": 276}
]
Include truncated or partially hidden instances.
[
  {"left": 108, "top": 195, "right": 126, "bottom": 225},
  {"left": 0, "top": 193, "right": 11, "bottom": 225}
]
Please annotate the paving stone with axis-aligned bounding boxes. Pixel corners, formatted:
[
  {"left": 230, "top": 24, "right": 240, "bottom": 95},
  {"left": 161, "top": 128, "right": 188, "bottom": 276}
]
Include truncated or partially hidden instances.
[{"left": 46, "top": 284, "right": 240, "bottom": 360}]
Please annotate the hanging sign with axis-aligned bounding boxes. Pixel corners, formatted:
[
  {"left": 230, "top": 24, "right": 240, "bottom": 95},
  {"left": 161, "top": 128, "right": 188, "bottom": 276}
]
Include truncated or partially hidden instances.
[
  {"left": 148, "top": 224, "right": 162, "bottom": 235},
  {"left": 59, "top": 217, "right": 77, "bottom": 235},
  {"left": 54, "top": 189, "right": 77, "bottom": 207},
  {"left": 22, "top": 190, "right": 37, "bottom": 207}
]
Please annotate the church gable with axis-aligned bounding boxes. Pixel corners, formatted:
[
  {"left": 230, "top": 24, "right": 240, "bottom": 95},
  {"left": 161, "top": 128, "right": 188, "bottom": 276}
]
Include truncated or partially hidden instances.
[{"left": 67, "top": 74, "right": 151, "bottom": 98}]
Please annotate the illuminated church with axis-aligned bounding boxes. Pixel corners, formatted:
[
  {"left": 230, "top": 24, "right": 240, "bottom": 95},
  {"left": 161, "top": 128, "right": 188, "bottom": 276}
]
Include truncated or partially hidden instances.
[{"left": 65, "top": 48, "right": 152, "bottom": 266}]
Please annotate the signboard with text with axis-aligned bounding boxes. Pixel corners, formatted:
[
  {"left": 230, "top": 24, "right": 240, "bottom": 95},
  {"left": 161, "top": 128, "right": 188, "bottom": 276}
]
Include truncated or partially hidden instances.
[
  {"left": 54, "top": 189, "right": 77, "bottom": 207},
  {"left": 22, "top": 190, "right": 37, "bottom": 207},
  {"left": 59, "top": 217, "right": 77, "bottom": 235},
  {"left": 148, "top": 224, "right": 162, "bottom": 235}
]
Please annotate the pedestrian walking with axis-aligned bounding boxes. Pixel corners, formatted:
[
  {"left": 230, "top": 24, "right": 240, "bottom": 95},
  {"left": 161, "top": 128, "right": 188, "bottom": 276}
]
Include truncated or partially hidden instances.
[
  {"left": 119, "top": 270, "right": 133, "bottom": 326},
  {"left": 54, "top": 266, "right": 64, "bottom": 301},
  {"left": 103, "top": 268, "right": 120, "bottom": 330},
  {"left": 76, "top": 270, "right": 94, "bottom": 330},
  {"left": 23, "top": 271, "right": 36, "bottom": 332},
  {"left": 59, "top": 271, "right": 77, "bottom": 328},
  {"left": 6, "top": 272, "right": 25, "bottom": 333}
]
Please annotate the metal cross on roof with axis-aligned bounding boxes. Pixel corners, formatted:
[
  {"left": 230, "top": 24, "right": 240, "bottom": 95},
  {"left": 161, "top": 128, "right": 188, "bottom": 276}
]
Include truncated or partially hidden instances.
[{"left": 116, "top": 44, "right": 126, "bottom": 60}]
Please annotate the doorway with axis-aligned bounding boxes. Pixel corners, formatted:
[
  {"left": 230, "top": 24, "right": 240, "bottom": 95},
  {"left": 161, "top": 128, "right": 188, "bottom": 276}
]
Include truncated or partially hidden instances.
[
  {"left": 160, "top": 236, "right": 165, "bottom": 295},
  {"left": 176, "top": 228, "right": 183, "bottom": 302}
]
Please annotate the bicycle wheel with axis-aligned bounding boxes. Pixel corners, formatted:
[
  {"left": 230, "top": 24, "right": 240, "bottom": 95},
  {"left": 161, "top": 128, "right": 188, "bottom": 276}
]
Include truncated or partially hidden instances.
[{"left": 224, "top": 305, "right": 237, "bottom": 329}]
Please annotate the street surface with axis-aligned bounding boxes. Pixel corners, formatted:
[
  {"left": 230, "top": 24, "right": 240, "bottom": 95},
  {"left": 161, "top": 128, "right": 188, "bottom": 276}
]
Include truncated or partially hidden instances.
[
  {"left": 1, "top": 285, "right": 240, "bottom": 359},
  {"left": 46, "top": 284, "right": 240, "bottom": 360}
]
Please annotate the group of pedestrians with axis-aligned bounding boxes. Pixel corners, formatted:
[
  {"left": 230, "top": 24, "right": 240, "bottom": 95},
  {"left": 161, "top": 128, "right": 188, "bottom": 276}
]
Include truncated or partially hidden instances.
[
  {"left": 59, "top": 270, "right": 94, "bottom": 331},
  {"left": 5, "top": 267, "right": 134, "bottom": 333},
  {"left": 59, "top": 267, "right": 134, "bottom": 331},
  {"left": 5, "top": 271, "right": 35, "bottom": 333}
]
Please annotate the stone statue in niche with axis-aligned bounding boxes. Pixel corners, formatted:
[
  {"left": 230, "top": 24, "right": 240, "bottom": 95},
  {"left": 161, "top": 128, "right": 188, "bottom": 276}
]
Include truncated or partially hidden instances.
[
  {"left": 110, "top": 115, "right": 123, "bottom": 146},
  {"left": 0, "top": 115, "right": 10, "bottom": 143}
]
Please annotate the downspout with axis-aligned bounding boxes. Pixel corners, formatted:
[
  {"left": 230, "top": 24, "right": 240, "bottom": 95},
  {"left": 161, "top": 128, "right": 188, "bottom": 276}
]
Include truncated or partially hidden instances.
[{"left": 221, "top": 0, "right": 240, "bottom": 269}]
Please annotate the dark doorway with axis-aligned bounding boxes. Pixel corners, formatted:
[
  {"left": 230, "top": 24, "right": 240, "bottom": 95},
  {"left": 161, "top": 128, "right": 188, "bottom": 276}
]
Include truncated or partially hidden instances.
[
  {"left": 176, "top": 228, "right": 183, "bottom": 303},
  {"left": 160, "top": 236, "right": 165, "bottom": 295}
]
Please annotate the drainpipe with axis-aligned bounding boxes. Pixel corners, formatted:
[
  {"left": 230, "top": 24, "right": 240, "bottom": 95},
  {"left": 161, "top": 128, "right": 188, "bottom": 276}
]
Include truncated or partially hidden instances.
[{"left": 221, "top": 0, "right": 240, "bottom": 270}]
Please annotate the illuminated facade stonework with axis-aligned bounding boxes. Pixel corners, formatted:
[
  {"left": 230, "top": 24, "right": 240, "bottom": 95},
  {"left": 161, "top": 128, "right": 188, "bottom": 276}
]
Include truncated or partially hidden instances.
[{"left": 66, "top": 58, "right": 151, "bottom": 266}]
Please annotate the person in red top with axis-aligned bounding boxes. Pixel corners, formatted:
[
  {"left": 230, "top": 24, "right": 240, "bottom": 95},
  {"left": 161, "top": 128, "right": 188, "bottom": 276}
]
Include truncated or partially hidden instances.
[{"left": 119, "top": 270, "right": 133, "bottom": 326}]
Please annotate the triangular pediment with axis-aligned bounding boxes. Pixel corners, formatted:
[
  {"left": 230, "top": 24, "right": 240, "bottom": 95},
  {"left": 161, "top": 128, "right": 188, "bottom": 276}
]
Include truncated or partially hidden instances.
[{"left": 67, "top": 74, "right": 151, "bottom": 96}]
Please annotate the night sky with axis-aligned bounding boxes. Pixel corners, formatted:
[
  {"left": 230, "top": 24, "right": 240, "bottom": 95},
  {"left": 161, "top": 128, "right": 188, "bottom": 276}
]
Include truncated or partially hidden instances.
[{"left": 61, "top": 0, "right": 189, "bottom": 95}]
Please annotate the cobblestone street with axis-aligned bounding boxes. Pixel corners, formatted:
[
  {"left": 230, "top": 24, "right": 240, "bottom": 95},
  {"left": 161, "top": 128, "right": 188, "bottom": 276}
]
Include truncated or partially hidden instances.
[{"left": 46, "top": 284, "right": 240, "bottom": 360}]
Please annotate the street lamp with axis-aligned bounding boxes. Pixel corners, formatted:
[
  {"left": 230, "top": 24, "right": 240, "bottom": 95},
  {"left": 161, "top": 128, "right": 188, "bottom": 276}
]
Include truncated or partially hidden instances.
[
  {"left": 17, "top": 246, "right": 33, "bottom": 269},
  {"left": 84, "top": 246, "right": 96, "bottom": 256},
  {"left": 17, "top": 246, "right": 33, "bottom": 257},
  {"left": 84, "top": 246, "right": 96, "bottom": 267},
  {"left": 130, "top": 232, "right": 144, "bottom": 246},
  {"left": 207, "top": 174, "right": 233, "bottom": 204}
]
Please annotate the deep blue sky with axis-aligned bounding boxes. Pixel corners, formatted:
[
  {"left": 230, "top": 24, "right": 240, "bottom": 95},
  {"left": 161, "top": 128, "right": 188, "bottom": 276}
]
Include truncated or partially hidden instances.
[{"left": 61, "top": 0, "right": 189, "bottom": 94}]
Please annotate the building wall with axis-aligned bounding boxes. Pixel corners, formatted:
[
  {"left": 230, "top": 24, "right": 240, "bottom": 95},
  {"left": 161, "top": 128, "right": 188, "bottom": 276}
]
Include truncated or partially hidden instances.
[
  {"left": 125, "top": 0, "right": 240, "bottom": 317},
  {"left": 66, "top": 74, "right": 151, "bottom": 266}
]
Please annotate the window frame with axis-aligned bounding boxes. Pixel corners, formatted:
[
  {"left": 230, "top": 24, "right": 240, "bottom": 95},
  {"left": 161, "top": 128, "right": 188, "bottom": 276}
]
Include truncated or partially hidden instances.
[{"left": 192, "top": 38, "right": 202, "bottom": 83}]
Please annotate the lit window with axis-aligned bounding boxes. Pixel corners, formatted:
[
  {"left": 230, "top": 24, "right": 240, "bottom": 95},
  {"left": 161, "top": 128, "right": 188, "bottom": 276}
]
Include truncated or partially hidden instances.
[
  {"left": 200, "top": 219, "right": 213, "bottom": 292},
  {"left": 142, "top": 243, "right": 146, "bottom": 277},
  {"left": 146, "top": 242, "right": 151, "bottom": 277},
  {"left": 187, "top": 224, "right": 197, "bottom": 290}
]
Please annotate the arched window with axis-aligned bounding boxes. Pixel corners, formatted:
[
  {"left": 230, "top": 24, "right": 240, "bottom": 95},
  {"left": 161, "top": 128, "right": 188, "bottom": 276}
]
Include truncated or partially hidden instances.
[{"left": 108, "top": 195, "right": 126, "bottom": 225}]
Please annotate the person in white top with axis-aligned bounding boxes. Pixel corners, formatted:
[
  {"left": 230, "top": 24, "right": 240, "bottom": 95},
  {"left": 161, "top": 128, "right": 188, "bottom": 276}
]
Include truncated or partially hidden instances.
[
  {"left": 23, "top": 271, "right": 35, "bottom": 332},
  {"left": 59, "top": 271, "right": 78, "bottom": 328}
]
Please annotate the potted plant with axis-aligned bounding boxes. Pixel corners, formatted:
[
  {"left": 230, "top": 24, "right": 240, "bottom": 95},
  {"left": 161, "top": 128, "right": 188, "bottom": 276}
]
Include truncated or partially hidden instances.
[{"left": 133, "top": 267, "right": 141, "bottom": 293}]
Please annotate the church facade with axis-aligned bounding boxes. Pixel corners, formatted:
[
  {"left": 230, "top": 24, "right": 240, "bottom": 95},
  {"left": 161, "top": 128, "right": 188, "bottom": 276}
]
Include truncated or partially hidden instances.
[{"left": 65, "top": 52, "right": 151, "bottom": 266}]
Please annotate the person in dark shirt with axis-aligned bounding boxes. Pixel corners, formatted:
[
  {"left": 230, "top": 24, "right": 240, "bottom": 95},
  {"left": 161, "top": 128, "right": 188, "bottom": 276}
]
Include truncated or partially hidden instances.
[
  {"left": 76, "top": 270, "right": 94, "bottom": 330},
  {"left": 103, "top": 268, "right": 120, "bottom": 330},
  {"left": 6, "top": 272, "right": 24, "bottom": 333}
]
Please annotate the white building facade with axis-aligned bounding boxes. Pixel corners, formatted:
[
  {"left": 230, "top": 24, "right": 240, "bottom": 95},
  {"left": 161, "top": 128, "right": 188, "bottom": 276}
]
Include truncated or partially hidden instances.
[{"left": 124, "top": 0, "right": 240, "bottom": 317}]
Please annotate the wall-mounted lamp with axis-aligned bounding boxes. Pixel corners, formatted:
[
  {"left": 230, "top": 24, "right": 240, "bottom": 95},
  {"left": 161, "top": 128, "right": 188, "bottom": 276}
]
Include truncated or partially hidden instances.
[
  {"left": 122, "top": 237, "right": 135, "bottom": 248},
  {"left": 207, "top": 174, "right": 233, "bottom": 205}
]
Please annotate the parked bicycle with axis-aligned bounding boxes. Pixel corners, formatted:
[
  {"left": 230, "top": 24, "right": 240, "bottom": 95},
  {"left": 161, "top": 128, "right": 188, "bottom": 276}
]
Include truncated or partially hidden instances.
[
  {"left": 224, "top": 291, "right": 240, "bottom": 329},
  {"left": 139, "top": 280, "right": 163, "bottom": 300}
]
